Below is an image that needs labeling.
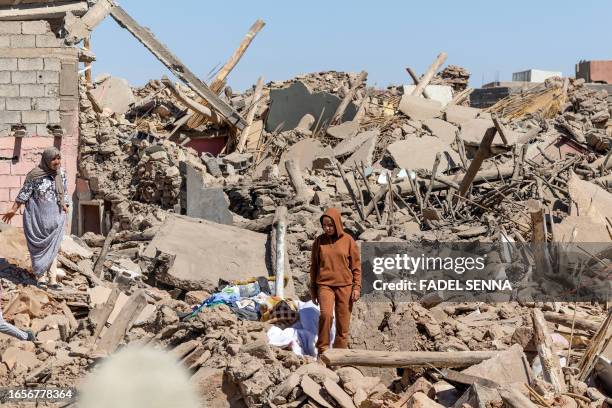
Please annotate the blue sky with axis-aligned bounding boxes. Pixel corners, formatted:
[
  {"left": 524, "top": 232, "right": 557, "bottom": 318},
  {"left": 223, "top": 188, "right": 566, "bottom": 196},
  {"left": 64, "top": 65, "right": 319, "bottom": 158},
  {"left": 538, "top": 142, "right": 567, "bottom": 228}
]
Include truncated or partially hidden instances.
[{"left": 91, "top": 1, "right": 610, "bottom": 92}]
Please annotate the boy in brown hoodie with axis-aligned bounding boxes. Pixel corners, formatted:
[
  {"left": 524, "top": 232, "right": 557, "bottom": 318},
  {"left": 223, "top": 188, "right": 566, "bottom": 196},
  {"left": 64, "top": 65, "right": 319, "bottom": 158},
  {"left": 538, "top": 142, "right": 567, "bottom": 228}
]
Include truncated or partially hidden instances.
[{"left": 310, "top": 208, "right": 361, "bottom": 355}]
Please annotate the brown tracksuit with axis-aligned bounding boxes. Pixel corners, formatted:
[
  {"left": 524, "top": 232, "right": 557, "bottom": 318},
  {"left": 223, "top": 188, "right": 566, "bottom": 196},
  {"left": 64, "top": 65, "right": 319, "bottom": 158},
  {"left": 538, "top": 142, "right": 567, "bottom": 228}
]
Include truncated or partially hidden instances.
[{"left": 310, "top": 208, "right": 361, "bottom": 354}]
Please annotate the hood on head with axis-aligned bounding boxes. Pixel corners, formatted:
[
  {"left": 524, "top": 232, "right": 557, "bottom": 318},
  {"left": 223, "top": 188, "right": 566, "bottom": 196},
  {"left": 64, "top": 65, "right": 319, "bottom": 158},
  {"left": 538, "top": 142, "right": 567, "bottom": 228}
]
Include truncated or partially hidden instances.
[{"left": 320, "top": 207, "right": 344, "bottom": 237}]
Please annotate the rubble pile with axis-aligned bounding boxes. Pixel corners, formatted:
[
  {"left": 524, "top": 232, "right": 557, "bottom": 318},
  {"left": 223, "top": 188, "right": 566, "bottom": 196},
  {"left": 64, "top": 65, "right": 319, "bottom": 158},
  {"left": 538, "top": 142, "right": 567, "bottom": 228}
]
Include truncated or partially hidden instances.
[
  {"left": 431, "top": 65, "right": 471, "bottom": 92},
  {"left": 1, "top": 11, "right": 611, "bottom": 404}
]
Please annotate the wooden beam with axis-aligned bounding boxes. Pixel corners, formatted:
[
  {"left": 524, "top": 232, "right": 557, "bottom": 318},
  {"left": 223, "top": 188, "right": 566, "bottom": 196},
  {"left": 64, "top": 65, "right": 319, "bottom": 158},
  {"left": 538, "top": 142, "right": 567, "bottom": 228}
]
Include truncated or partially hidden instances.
[
  {"left": 329, "top": 70, "right": 367, "bottom": 127},
  {"left": 321, "top": 349, "right": 500, "bottom": 368},
  {"left": 0, "top": 1, "right": 88, "bottom": 20},
  {"left": 109, "top": 5, "right": 246, "bottom": 130},
  {"left": 161, "top": 76, "right": 219, "bottom": 123},
  {"left": 491, "top": 113, "right": 509, "bottom": 145},
  {"left": 237, "top": 76, "right": 265, "bottom": 153},
  {"left": 532, "top": 309, "right": 567, "bottom": 392},
  {"left": 498, "top": 385, "right": 539, "bottom": 408},
  {"left": 285, "top": 159, "right": 313, "bottom": 203},
  {"left": 90, "top": 287, "right": 120, "bottom": 341},
  {"left": 543, "top": 311, "right": 601, "bottom": 332},
  {"left": 405, "top": 67, "right": 432, "bottom": 99},
  {"left": 410, "top": 52, "right": 447, "bottom": 97},
  {"left": 455, "top": 126, "right": 497, "bottom": 201},
  {"left": 93, "top": 222, "right": 118, "bottom": 280},
  {"left": 335, "top": 160, "right": 365, "bottom": 221},
  {"left": 83, "top": 36, "right": 92, "bottom": 85},
  {"left": 96, "top": 290, "right": 147, "bottom": 354},
  {"left": 187, "top": 19, "right": 265, "bottom": 129}
]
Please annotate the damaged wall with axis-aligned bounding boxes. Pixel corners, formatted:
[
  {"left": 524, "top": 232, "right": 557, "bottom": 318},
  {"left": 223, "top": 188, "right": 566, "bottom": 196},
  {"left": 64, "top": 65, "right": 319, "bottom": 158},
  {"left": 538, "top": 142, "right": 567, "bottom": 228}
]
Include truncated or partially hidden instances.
[{"left": 0, "top": 20, "right": 79, "bottom": 229}]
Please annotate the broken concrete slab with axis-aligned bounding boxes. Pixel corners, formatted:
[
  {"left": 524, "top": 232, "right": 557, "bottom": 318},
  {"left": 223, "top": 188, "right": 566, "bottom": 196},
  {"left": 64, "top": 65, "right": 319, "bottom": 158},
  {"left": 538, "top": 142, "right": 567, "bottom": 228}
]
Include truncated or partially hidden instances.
[
  {"left": 1, "top": 347, "right": 39, "bottom": 371},
  {"left": 327, "top": 120, "right": 360, "bottom": 140},
  {"left": 90, "top": 76, "right": 136, "bottom": 115},
  {"left": 301, "top": 375, "right": 334, "bottom": 408},
  {"left": 144, "top": 215, "right": 271, "bottom": 291},
  {"left": 185, "top": 164, "right": 233, "bottom": 225},
  {"left": 444, "top": 105, "right": 481, "bottom": 125},
  {"left": 333, "top": 129, "right": 379, "bottom": 158},
  {"left": 459, "top": 118, "right": 520, "bottom": 147},
  {"left": 344, "top": 132, "right": 378, "bottom": 168},
  {"left": 387, "top": 136, "right": 460, "bottom": 171},
  {"left": 324, "top": 378, "right": 357, "bottom": 408},
  {"left": 266, "top": 81, "right": 358, "bottom": 132},
  {"left": 404, "top": 84, "right": 453, "bottom": 107},
  {"left": 398, "top": 94, "right": 442, "bottom": 121},
  {"left": 279, "top": 138, "right": 333, "bottom": 176},
  {"left": 423, "top": 118, "right": 458, "bottom": 145},
  {"left": 60, "top": 235, "right": 93, "bottom": 259},
  {"left": 461, "top": 344, "right": 530, "bottom": 385},
  {"left": 408, "top": 392, "right": 445, "bottom": 408}
]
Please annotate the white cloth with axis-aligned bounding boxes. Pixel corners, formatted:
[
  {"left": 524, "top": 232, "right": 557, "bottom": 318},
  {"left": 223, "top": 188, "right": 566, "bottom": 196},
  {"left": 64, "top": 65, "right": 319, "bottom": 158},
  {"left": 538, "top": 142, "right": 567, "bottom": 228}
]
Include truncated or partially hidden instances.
[{"left": 266, "top": 300, "right": 335, "bottom": 357}]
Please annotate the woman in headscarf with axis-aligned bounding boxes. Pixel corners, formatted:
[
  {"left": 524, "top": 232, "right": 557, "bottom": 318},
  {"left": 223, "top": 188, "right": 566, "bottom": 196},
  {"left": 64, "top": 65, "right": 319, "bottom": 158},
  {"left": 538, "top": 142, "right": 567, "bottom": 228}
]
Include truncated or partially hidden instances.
[
  {"left": 2, "top": 147, "right": 69, "bottom": 289},
  {"left": 310, "top": 207, "right": 361, "bottom": 356}
]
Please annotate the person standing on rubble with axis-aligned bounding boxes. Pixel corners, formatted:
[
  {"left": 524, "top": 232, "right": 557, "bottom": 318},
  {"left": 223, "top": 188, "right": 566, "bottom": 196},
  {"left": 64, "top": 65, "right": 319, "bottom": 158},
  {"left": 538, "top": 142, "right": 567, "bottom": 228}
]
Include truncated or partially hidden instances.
[
  {"left": 310, "top": 207, "right": 361, "bottom": 356},
  {"left": 1, "top": 147, "right": 69, "bottom": 290}
]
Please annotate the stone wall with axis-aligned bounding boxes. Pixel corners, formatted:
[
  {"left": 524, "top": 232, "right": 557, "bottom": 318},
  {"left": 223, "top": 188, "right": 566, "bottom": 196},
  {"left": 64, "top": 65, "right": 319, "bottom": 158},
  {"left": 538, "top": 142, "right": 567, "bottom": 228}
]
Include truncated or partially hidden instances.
[{"left": 0, "top": 20, "right": 79, "bottom": 229}]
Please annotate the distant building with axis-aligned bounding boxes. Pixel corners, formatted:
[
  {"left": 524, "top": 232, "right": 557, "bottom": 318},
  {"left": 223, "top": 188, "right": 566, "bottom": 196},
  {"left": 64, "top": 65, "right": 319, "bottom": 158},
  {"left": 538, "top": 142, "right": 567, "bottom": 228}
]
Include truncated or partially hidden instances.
[
  {"left": 576, "top": 60, "right": 612, "bottom": 84},
  {"left": 512, "top": 69, "right": 562, "bottom": 83}
]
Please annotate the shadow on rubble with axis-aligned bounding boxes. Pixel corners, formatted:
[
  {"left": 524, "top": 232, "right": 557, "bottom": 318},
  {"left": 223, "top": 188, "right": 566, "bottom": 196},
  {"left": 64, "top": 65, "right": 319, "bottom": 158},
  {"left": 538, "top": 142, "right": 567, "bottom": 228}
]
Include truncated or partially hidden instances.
[{"left": 0, "top": 258, "right": 37, "bottom": 287}]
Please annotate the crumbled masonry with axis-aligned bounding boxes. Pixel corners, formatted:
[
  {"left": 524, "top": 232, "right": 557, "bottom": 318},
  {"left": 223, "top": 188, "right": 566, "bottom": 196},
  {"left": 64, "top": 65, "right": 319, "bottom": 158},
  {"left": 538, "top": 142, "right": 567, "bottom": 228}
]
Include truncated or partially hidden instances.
[{"left": 0, "top": 3, "right": 611, "bottom": 407}]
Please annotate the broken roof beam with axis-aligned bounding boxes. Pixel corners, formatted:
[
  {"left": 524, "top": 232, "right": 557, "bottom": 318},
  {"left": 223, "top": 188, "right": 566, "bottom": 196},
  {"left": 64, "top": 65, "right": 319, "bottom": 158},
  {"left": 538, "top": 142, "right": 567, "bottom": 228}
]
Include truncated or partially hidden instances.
[
  {"left": 161, "top": 76, "right": 220, "bottom": 125},
  {"left": 187, "top": 19, "right": 266, "bottom": 129},
  {"left": 411, "top": 52, "right": 447, "bottom": 97},
  {"left": 0, "top": 1, "right": 88, "bottom": 20},
  {"left": 109, "top": 4, "right": 246, "bottom": 130},
  {"left": 64, "top": 0, "right": 113, "bottom": 45},
  {"left": 321, "top": 349, "right": 500, "bottom": 368}
]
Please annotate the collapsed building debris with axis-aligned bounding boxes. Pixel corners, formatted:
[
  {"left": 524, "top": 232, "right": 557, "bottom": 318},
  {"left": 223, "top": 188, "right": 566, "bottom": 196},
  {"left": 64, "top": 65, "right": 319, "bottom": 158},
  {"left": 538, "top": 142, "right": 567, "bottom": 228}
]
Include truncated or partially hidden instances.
[{"left": 0, "top": 2, "right": 610, "bottom": 407}]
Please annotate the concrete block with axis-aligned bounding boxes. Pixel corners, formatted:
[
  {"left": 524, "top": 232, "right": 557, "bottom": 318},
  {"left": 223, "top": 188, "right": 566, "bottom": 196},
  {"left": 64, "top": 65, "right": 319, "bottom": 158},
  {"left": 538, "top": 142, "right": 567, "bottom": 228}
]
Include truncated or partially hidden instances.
[
  {"left": 35, "top": 34, "right": 62, "bottom": 48},
  {"left": 404, "top": 84, "right": 453, "bottom": 107},
  {"left": 0, "top": 36, "right": 9, "bottom": 48},
  {"left": 43, "top": 58, "right": 61, "bottom": 71},
  {"left": 6, "top": 97, "right": 31, "bottom": 111},
  {"left": 0, "top": 58, "right": 17, "bottom": 71},
  {"left": 12, "top": 71, "right": 37, "bottom": 84},
  {"left": 398, "top": 94, "right": 442, "bottom": 121},
  {"left": 143, "top": 215, "right": 271, "bottom": 292},
  {"left": 267, "top": 81, "right": 358, "bottom": 132},
  {"left": 21, "top": 110, "right": 47, "bottom": 124},
  {"left": 0, "top": 85, "right": 19, "bottom": 97},
  {"left": 1, "top": 175, "right": 22, "bottom": 188},
  {"left": 21, "top": 21, "right": 50, "bottom": 35},
  {"left": 24, "top": 124, "right": 36, "bottom": 135},
  {"left": 20, "top": 84, "right": 44, "bottom": 97},
  {"left": 18, "top": 58, "right": 43, "bottom": 71},
  {"left": 10, "top": 34, "right": 35, "bottom": 48},
  {"left": 32, "top": 97, "right": 59, "bottom": 111},
  {"left": 344, "top": 131, "right": 379, "bottom": 168},
  {"left": 0, "top": 111, "right": 20, "bottom": 124},
  {"left": 44, "top": 84, "right": 59, "bottom": 97},
  {"left": 89, "top": 76, "right": 134, "bottom": 114},
  {"left": 387, "top": 136, "right": 460, "bottom": 171},
  {"left": 0, "top": 98, "right": 5, "bottom": 110},
  {"left": 333, "top": 130, "right": 379, "bottom": 158},
  {"left": 185, "top": 164, "right": 233, "bottom": 225},
  {"left": 35, "top": 124, "right": 49, "bottom": 135},
  {"left": 37, "top": 71, "right": 59, "bottom": 84},
  {"left": 0, "top": 72, "right": 10, "bottom": 84},
  {"left": 0, "top": 22, "right": 21, "bottom": 35},
  {"left": 278, "top": 138, "right": 334, "bottom": 176},
  {"left": 47, "top": 111, "right": 60, "bottom": 124}
]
